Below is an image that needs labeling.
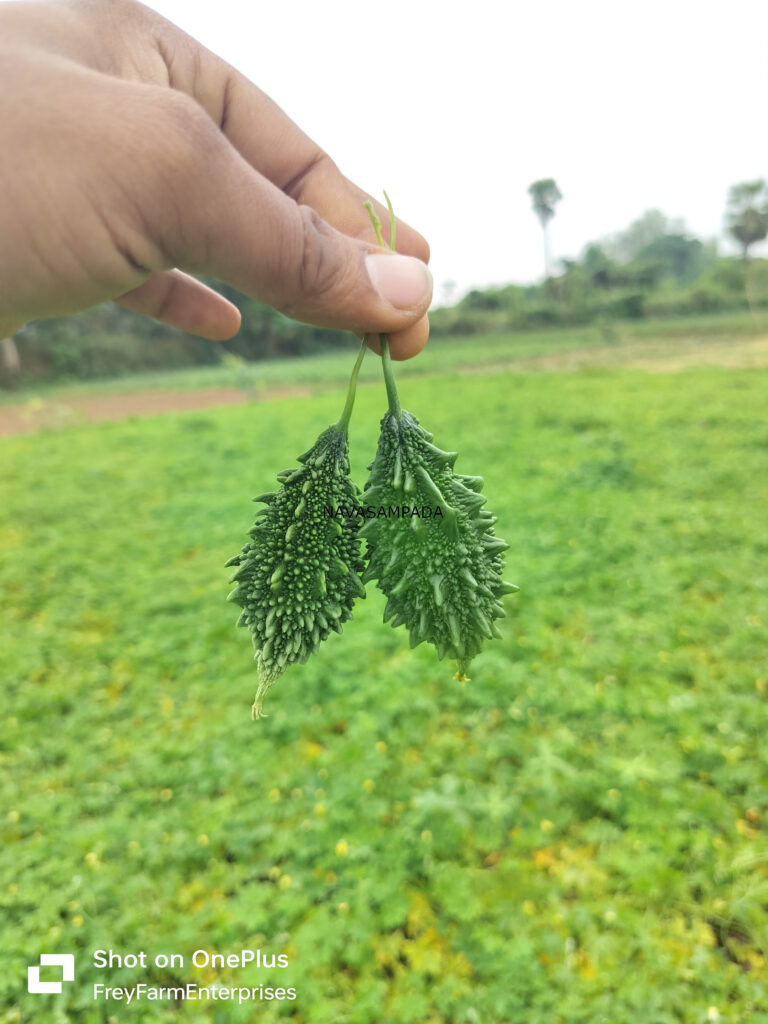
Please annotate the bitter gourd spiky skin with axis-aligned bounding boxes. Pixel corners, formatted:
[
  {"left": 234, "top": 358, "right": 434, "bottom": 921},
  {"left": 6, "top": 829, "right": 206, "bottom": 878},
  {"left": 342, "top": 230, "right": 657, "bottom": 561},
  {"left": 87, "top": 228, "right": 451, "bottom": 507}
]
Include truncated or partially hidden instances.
[
  {"left": 226, "top": 424, "right": 365, "bottom": 718},
  {"left": 360, "top": 408, "right": 517, "bottom": 678}
]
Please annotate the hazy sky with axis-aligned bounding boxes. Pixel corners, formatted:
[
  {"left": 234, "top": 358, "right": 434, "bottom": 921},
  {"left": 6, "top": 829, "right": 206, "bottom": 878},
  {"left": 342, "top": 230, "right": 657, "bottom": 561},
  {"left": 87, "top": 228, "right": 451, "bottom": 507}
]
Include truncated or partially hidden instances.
[{"left": 24, "top": 0, "right": 768, "bottom": 302}]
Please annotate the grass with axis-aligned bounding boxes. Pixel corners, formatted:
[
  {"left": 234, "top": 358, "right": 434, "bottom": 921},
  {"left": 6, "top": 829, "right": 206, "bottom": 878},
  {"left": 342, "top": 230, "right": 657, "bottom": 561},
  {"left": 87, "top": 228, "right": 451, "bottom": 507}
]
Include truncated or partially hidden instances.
[
  {"left": 2, "top": 352, "right": 768, "bottom": 1022},
  {"left": 3, "top": 308, "right": 767, "bottom": 406}
]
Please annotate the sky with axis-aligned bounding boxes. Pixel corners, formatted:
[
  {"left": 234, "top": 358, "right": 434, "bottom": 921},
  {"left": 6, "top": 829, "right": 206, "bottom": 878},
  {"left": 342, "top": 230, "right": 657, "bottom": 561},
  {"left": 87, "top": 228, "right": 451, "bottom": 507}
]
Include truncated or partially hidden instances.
[{"left": 19, "top": 0, "right": 768, "bottom": 304}]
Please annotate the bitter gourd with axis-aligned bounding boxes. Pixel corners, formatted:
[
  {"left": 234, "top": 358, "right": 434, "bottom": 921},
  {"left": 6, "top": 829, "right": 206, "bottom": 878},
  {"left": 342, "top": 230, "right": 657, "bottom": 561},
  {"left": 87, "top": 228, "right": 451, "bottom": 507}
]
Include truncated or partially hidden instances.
[
  {"left": 361, "top": 350, "right": 516, "bottom": 680},
  {"left": 227, "top": 193, "right": 516, "bottom": 717},
  {"left": 226, "top": 344, "right": 367, "bottom": 718},
  {"left": 360, "top": 196, "right": 516, "bottom": 679}
]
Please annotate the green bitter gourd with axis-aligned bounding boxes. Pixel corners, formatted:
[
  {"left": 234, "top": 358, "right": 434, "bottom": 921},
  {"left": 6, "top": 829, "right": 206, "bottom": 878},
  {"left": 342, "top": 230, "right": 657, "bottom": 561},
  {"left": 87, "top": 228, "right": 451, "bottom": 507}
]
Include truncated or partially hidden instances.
[
  {"left": 360, "top": 196, "right": 517, "bottom": 679},
  {"left": 226, "top": 342, "right": 367, "bottom": 718}
]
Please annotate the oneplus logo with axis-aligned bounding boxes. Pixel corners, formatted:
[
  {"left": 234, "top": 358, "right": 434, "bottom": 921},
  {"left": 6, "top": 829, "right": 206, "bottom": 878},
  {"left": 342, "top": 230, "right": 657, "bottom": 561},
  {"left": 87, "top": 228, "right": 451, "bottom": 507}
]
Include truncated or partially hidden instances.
[{"left": 27, "top": 954, "right": 75, "bottom": 994}]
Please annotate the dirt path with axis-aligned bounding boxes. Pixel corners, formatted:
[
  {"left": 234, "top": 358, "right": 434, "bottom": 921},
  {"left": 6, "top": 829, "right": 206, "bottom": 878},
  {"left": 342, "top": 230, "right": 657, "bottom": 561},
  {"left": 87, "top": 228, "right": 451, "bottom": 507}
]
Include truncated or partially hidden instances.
[
  {"left": 519, "top": 333, "right": 768, "bottom": 373},
  {"left": 0, "top": 385, "right": 311, "bottom": 437},
  {"left": 2, "top": 336, "right": 767, "bottom": 438},
  {"left": 456, "top": 334, "right": 768, "bottom": 377}
]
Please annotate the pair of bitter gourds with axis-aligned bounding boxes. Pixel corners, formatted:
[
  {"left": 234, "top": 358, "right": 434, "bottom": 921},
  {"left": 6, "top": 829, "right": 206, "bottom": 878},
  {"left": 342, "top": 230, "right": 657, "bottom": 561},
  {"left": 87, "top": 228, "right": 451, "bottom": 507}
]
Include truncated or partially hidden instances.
[{"left": 226, "top": 198, "right": 517, "bottom": 718}]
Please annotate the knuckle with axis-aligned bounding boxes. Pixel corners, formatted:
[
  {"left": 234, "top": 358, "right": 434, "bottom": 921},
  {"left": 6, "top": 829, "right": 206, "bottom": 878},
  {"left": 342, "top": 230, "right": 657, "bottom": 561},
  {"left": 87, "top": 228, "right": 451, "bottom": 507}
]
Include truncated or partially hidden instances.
[
  {"left": 129, "top": 87, "right": 220, "bottom": 262},
  {"left": 154, "top": 88, "right": 216, "bottom": 153},
  {"left": 123, "top": 85, "right": 216, "bottom": 179}
]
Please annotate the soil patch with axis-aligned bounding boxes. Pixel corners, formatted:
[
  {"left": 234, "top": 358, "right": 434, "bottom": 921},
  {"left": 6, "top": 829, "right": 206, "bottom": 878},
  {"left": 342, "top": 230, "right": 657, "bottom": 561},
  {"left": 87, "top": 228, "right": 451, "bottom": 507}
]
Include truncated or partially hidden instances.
[{"left": 0, "top": 385, "right": 310, "bottom": 437}]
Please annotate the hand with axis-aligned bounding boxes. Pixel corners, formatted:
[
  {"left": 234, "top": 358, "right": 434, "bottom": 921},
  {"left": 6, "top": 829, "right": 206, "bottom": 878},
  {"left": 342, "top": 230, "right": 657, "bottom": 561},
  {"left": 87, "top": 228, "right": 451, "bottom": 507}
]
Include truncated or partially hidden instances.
[{"left": 0, "top": 0, "right": 432, "bottom": 359}]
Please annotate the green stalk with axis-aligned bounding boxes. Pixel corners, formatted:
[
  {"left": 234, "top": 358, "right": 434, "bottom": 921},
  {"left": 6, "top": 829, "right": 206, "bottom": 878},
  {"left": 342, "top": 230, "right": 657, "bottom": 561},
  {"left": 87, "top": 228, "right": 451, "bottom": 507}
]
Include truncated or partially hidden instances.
[
  {"left": 366, "top": 194, "right": 403, "bottom": 419},
  {"left": 383, "top": 190, "right": 396, "bottom": 252},
  {"left": 364, "top": 200, "right": 385, "bottom": 247},
  {"left": 378, "top": 333, "right": 401, "bottom": 418},
  {"left": 336, "top": 336, "right": 368, "bottom": 434}
]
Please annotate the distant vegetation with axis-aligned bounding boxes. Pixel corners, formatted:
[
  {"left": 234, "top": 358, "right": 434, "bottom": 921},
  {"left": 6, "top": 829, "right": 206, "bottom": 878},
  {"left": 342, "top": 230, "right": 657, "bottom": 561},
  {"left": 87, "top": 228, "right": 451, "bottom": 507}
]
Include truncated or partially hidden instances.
[
  {"left": 432, "top": 197, "right": 768, "bottom": 336},
  {"left": 3, "top": 180, "right": 768, "bottom": 388},
  {"left": 2, "top": 282, "right": 345, "bottom": 388},
  {"left": 431, "top": 248, "right": 768, "bottom": 336}
]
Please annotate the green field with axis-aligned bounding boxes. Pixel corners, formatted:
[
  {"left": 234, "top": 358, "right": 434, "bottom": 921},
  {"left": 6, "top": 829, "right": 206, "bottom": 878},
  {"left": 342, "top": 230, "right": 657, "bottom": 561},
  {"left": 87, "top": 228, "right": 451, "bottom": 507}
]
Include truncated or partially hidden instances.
[
  {"left": 2, "top": 344, "right": 768, "bottom": 1021},
  {"left": 3, "top": 309, "right": 768, "bottom": 406}
]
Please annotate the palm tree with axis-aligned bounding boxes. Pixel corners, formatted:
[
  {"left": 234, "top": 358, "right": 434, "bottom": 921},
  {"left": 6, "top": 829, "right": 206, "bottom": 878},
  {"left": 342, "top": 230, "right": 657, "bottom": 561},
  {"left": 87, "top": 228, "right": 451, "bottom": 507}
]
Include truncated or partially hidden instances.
[
  {"left": 725, "top": 180, "right": 768, "bottom": 261},
  {"left": 528, "top": 178, "right": 562, "bottom": 278}
]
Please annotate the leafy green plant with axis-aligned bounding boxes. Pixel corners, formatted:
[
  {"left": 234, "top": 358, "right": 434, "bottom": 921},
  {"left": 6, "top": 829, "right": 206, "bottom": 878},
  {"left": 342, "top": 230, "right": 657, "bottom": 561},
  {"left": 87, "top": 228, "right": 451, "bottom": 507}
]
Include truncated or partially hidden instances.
[
  {"left": 361, "top": 196, "right": 517, "bottom": 680},
  {"left": 225, "top": 344, "right": 368, "bottom": 718}
]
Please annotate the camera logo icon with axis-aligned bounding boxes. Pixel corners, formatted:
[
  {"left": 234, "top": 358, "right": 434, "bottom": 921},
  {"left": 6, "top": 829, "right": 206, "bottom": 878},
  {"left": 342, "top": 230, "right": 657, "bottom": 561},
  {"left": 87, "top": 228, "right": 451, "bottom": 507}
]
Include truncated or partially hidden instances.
[{"left": 27, "top": 954, "right": 75, "bottom": 994}]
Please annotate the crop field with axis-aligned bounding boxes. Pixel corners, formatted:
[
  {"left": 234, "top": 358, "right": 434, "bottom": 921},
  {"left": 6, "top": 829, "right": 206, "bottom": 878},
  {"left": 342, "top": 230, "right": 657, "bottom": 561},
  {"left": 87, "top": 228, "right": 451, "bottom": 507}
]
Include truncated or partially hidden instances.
[
  {"left": 3, "top": 310, "right": 768, "bottom": 410},
  {"left": 2, "top": 341, "right": 768, "bottom": 1021}
]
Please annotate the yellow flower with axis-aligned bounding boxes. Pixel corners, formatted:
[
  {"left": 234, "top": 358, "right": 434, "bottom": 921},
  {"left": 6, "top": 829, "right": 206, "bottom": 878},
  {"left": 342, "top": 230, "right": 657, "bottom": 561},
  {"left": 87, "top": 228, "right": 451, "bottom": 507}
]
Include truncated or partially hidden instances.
[
  {"left": 335, "top": 839, "right": 349, "bottom": 857},
  {"left": 736, "top": 818, "right": 759, "bottom": 839},
  {"left": 534, "top": 847, "right": 554, "bottom": 869}
]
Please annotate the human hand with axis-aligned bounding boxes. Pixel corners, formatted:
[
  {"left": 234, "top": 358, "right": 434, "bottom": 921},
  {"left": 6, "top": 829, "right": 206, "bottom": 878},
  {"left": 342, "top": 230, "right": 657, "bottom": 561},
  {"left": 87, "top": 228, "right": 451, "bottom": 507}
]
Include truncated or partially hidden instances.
[{"left": 0, "top": 0, "right": 432, "bottom": 359}]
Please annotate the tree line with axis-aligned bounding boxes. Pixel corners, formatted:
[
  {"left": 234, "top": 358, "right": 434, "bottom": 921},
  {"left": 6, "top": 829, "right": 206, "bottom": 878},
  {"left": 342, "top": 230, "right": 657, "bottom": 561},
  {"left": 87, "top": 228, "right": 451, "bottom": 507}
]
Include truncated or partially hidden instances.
[
  {"left": 3, "top": 180, "right": 767, "bottom": 387},
  {"left": 428, "top": 179, "right": 768, "bottom": 336},
  {"left": 527, "top": 177, "right": 768, "bottom": 274}
]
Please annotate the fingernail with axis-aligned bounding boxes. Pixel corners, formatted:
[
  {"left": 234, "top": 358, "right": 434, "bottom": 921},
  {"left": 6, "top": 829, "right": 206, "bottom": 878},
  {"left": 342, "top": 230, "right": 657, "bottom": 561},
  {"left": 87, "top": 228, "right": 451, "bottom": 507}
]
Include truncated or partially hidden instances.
[{"left": 365, "top": 253, "right": 432, "bottom": 310}]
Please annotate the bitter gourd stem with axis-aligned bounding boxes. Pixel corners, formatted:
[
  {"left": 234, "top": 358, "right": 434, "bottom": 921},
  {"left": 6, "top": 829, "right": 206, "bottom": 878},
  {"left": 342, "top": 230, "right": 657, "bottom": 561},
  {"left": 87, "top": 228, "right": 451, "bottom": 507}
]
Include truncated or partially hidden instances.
[
  {"left": 364, "top": 194, "right": 403, "bottom": 419},
  {"left": 336, "top": 336, "right": 368, "bottom": 434},
  {"left": 378, "top": 333, "right": 401, "bottom": 418},
  {"left": 364, "top": 200, "right": 385, "bottom": 247},
  {"left": 383, "top": 190, "right": 396, "bottom": 252}
]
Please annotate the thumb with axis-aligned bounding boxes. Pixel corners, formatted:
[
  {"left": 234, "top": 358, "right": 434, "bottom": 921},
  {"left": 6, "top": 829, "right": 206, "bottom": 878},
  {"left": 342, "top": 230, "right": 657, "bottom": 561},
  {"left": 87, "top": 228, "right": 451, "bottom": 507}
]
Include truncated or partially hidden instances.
[
  {"left": 137, "top": 92, "right": 432, "bottom": 338},
  {"left": 276, "top": 206, "right": 434, "bottom": 336}
]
